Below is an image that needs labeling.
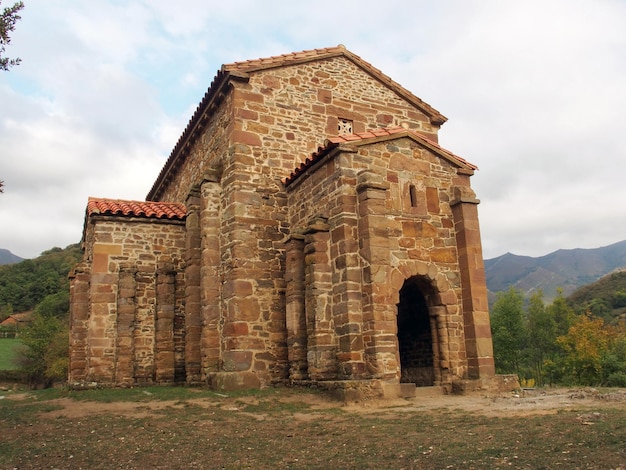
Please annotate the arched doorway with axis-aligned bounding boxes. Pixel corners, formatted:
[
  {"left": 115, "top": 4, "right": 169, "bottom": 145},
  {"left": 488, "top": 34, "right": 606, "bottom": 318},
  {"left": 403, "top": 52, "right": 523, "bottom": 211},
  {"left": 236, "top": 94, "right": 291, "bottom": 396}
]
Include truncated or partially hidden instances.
[{"left": 397, "top": 277, "right": 435, "bottom": 386}]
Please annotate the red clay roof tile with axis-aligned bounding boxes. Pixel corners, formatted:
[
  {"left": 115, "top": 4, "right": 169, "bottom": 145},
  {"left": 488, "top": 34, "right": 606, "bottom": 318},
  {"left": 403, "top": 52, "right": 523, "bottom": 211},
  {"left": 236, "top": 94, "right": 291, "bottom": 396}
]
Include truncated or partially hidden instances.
[
  {"left": 284, "top": 126, "right": 477, "bottom": 187},
  {"left": 87, "top": 197, "right": 186, "bottom": 220}
]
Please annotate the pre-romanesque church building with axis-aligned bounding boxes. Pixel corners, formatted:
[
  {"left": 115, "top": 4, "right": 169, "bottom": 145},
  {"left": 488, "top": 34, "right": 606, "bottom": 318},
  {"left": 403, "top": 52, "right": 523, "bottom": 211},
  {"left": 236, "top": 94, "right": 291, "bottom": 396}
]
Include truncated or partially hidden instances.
[{"left": 69, "top": 45, "right": 497, "bottom": 396}]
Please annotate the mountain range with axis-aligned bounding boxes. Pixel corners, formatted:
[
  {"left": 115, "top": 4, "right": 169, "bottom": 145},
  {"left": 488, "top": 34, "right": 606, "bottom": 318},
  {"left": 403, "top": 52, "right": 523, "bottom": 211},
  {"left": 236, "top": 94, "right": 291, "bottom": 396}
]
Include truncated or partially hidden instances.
[
  {"left": 2, "top": 240, "right": 626, "bottom": 303},
  {"left": 484, "top": 240, "right": 626, "bottom": 302},
  {"left": 0, "top": 249, "right": 23, "bottom": 266}
]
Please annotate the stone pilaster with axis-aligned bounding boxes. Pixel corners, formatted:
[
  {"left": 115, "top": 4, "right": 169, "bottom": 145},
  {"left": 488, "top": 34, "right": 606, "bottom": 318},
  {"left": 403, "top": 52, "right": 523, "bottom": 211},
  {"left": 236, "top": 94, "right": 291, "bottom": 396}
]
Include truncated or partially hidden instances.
[
  {"left": 304, "top": 216, "right": 337, "bottom": 380},
  {"left": 68, "top": 262, "right": 90, "bottom": 384},
  {"left": 330, "top": 198, "right": 366, "bottom": 379},
  {"left": 155, "top": 263, "right": 176, "bottom": 382},
  {"left": 86, "top": 269, "right": 118, "bottom": 383},
  {"left": 200, "top": 174, "right": 222, "bottom": 377},
  {"left": 284, "top": 234, "right": 307, "bottom": 380},
  {"left": 115, "top": 264, "right": 136, "bottom": 385},
  {"left": 356, "top": 170, "right": 398, "bottom": 380},
  {"left": 185, "top": 187, "right": 203, "bottom": 383},
  {"left": 451, "top": 184, "right": 495, "bottom": 379},
  {"left": 133, "top": 266, "right": 155, "bottom": 384}
]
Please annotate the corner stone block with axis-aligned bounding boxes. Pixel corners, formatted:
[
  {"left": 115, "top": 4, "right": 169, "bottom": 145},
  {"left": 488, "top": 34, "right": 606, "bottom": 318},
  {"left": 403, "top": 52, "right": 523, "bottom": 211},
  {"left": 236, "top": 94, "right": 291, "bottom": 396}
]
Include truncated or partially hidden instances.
[
  {"left": 208, "top": 371, "right": 261, "bottom": 391},
  {"left": 221, "top": 350, "right": 253, "bottom": 372}
]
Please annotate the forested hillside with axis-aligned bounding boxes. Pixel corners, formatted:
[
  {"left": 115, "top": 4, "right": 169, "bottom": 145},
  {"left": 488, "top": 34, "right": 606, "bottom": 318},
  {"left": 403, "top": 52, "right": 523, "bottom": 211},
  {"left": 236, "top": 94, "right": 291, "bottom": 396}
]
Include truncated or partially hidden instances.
[
  {"left": 0, "top": 244, "right": 81, "bottom": 318},
  {"left": 567, "top": 270, "right": 626, "bottom": 324},
  {"left": 0, "top": 244, "right": 81, "bottom": 386}
]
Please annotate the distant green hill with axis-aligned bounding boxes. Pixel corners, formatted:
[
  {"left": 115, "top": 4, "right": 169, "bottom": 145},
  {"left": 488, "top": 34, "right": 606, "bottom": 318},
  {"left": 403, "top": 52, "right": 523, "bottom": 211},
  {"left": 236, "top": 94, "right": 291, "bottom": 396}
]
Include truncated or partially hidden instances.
[
  {"left": 0, "top": 244, "right": 82, "bottom": 317},
  {"left": 566, "top": 270, "right": 626, "bottom": 324}
]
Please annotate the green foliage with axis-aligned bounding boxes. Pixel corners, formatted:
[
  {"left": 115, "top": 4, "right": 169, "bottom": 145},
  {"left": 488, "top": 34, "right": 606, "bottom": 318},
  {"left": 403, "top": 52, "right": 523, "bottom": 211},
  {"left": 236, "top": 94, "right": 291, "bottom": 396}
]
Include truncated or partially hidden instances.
[
  {"left": 0, "top": 244, "right": 81, "bottom": 315},
  {"left": 16, "top": 312, "right": 68, "bottom": 388},
  {"left": 490, "top": 287, "right": 527, "bottom": 375},
  {"left": 525, "top": 291, "right": 557, "bottom": 385},
  {"left": 0, "top": 244, "right": 80, "bottom": 387},
  {"left": 0, "top": 1, "right": 24, "bottom": 71},
  {"left": 34, "top": 290, "right": 69, "bottom": 318},
  {"left": 600, "top": 325, "right": 626, "bottom": 387},
  {"left": 491, "top": 284, "right": 626, "bottom": 387},
  {"left": 568, "top": 271, "right": 626, "bottom": 323},
  {"left": 556, "top": 313, "right": 611, "bottom": 385},
  {"left": 0, "top": 338, "right": 21, "bottom": 369}
]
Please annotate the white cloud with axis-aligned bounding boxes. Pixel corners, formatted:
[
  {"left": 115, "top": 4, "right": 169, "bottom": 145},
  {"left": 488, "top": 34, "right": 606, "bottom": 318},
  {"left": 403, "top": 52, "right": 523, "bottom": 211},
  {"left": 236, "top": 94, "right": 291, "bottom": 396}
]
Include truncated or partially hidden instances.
[{"left": 1, "top": 0, "right": 625, "bottom": 260}]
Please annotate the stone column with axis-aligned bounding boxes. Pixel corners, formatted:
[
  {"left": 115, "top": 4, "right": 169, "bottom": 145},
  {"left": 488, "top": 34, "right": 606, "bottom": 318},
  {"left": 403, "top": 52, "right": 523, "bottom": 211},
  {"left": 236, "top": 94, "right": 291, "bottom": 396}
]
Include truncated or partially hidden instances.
[
  {"left": 133, "top": 266, "right": 155, "bottom": 384},
  {"left": 284, "top": 233, "right": 307, "bottom": 380},
  {"left": 330, "top": 210, "right": 366, "bottom": 379},
  {"left": 87, "top": 271, "right": 118, "bottom": 384},
  {"left": 430, "top": 305, "right": 450, "bottom": 386},
  {"left": 185, "top": 187, "right": 203, "bottom": 383},
  {"left": 200, "top": 174, "right": 222, "bottom": 377},
  {"left": 115, "top": 264, "right": 136, "bottom": 385},
  {"left": 155, "top": 263, "right": 176, "bottom": 383},
  {"left": 451, "top": 184, "right": 495, "bottom": 379},
  {"left": 68, "top": 262, "right": 90, "bottom": 384},
  {"left": 304, "top": 217, "right": 337, "bottom": 380},
  {"left": 356, "top": 170, "right": 398, "bottom": 380}
]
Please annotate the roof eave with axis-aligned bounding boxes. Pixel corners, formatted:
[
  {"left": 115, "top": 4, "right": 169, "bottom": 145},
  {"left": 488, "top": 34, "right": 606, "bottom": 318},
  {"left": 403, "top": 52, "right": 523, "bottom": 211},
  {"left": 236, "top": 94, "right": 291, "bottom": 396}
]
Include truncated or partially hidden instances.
[
  {"left": 146, "top": 70, "right": 247, "bottom": 201},
  {"left": 284, "top": 129, "right": 477, "bottom": 187}
]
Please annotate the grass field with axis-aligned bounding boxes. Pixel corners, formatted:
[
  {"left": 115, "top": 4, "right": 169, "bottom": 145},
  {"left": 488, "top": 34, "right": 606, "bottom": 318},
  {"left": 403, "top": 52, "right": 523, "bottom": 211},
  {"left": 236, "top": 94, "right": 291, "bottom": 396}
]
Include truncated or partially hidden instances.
[
  {"left": 0, "top": 338, "right": 21, "bottom": 370},
  {"left": 1, "top": 386, "right": 625, "bottom": 469}
]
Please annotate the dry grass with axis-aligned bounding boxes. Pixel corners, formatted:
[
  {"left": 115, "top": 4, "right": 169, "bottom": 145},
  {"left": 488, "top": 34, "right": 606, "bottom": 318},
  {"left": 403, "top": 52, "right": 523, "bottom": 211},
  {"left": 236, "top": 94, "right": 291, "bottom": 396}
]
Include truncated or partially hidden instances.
[{"left": 1, "top": 385, "right": 625, "bottom": 469}]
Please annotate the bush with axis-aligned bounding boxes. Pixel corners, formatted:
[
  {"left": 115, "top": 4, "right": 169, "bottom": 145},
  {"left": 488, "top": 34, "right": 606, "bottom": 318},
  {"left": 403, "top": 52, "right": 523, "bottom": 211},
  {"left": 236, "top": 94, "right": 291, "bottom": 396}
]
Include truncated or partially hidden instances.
[
  {"left": 606, "top": 372, "right": 626, "bottom": 387},
  {"left": 16, "top": 312, "right": 68, "bottom": 388}
]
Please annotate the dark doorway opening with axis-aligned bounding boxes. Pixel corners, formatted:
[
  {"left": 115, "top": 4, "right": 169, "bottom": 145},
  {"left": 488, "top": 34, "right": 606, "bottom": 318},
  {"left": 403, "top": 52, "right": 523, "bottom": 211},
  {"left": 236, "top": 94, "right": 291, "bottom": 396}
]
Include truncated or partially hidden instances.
[{"left": 397, "top": 278, "right": 435, "bottom": 386}]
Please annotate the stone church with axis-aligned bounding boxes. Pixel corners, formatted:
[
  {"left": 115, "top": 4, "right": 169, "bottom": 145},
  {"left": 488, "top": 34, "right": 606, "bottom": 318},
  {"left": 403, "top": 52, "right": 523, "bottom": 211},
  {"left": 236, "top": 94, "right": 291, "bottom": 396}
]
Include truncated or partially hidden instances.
[{"left": 69, "top": 45, "right": 498, "bottom": 397}]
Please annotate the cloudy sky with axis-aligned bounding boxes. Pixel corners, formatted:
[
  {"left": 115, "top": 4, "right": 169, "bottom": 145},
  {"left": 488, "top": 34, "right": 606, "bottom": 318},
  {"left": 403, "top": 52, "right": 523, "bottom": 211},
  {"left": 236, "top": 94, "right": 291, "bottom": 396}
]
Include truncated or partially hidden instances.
[{"left": 1, "top": 0, "right": 625, "bottom": 260}]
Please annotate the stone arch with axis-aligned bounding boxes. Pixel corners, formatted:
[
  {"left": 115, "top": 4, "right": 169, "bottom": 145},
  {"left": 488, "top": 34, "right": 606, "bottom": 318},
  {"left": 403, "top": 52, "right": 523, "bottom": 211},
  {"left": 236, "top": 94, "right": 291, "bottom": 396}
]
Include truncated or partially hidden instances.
[
  {"left": 391, "top": 262, "right": 455, "bottom": 387},
  {"left": 397, "top": 277, "right": 436, "bottom": 385}
]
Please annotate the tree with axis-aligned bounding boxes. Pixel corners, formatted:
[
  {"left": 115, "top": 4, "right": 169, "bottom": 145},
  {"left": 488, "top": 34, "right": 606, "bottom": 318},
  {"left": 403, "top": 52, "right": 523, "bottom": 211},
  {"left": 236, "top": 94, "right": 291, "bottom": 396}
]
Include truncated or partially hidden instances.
[
  {"left": 16, "top": 311, "right": 68, "bottom": 388},
  {"left": 0, "top": 1, "right": 24, "bottom": 71},
  {"left": 556, "top": 312, "right": 612, "bottom": 385},
  {"left": 547, "top": 289, "right": 576, "bottom": 338},
  {"left": 525, "top": 290, "right": 556, "bottom": 385},
  {"left": 490, "top": 287, "right": 528, "bottom": 375},
  {"left": 601, "top": 322, "right": 626, "bottom": 386}
]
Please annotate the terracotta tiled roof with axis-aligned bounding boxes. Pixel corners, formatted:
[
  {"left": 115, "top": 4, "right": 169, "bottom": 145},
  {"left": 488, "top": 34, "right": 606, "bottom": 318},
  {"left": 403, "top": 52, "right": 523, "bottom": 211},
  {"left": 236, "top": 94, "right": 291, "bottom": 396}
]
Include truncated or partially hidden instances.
[
  {"left": 223, "top": 46, "right": 345, "bottom": 72},
  {"left": 283, "top": 126, "right": 477, "bottom": 187},
  {"left": 87, "top": 197, "right": 186, "bottom": 220},
  {"left": 0, "top": 312, "right": 32, "bottom": 325},
  {"left": 147, "top": 45, "right": 447, "bottom": 201}
]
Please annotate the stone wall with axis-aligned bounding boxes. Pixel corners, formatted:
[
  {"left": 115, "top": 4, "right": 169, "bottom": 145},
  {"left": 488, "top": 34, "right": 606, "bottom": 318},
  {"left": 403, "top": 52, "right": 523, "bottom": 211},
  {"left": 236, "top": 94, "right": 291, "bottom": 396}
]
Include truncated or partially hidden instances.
[
  {"left": 148, "top": 56, "right": 449, "bottom": 389},
  {"left": 285, "top": 135, "right": 488, "bottom": 386},
  {"left": 156, "top": 90, "right": 233, "bottom": 204},
  {"left": 69, "top": 216, "right": 186, "bottom": 386},
  {"left": 72, "top": 51, "right": 495, "bottom": 391}
]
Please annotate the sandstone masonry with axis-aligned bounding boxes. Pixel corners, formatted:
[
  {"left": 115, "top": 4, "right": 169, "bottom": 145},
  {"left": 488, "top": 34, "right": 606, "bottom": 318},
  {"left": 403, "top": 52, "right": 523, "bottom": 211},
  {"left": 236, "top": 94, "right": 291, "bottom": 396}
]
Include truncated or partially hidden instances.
[{"left": 69, "top": 46, "right": 497, "bottom": 396}]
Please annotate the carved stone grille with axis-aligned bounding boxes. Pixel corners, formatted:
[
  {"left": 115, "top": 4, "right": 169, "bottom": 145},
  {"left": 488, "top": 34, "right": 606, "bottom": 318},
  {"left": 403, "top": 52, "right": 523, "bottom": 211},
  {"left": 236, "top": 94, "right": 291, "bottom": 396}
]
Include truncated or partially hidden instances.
[{"left": 337, "top": 118, "right": 353, "bottom": 135}]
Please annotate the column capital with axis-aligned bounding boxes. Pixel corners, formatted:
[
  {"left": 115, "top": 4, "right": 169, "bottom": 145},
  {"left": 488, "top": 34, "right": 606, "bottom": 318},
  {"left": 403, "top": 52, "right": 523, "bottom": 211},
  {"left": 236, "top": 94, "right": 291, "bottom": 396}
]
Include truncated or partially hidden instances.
[{"left": 450, "top": 185, "right": 480, "bottom": 206}]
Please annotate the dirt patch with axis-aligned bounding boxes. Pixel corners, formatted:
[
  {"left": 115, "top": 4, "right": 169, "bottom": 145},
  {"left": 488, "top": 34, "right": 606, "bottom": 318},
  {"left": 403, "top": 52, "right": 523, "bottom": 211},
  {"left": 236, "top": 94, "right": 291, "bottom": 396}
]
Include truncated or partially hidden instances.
[
  {"left": 343, "top": 387, "right": 626, "bottom": 417},
  {"left": 5, "top": 386, "right": 624, "bottom": 419}
]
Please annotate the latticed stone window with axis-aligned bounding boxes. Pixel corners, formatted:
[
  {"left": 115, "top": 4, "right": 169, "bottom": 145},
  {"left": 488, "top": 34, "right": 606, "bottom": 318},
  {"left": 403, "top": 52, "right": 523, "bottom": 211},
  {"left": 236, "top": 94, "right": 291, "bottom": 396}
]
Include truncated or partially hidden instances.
[{"left": 338, "top": 118, "right": 353, "bottom": 135}]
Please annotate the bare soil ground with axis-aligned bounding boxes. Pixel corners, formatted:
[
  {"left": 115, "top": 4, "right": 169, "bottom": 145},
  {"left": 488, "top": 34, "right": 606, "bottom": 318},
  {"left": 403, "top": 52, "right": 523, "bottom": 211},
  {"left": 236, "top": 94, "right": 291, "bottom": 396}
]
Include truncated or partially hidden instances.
[
  {"left": 1, "top": 385, "right": 625, "bottom": 469},
  {"left": 26, "top": 386, "right": 626, "bottom": 419}
]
